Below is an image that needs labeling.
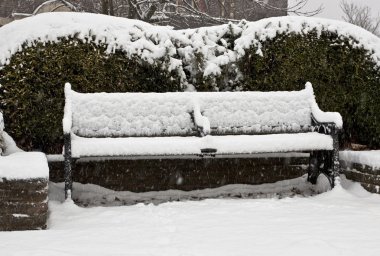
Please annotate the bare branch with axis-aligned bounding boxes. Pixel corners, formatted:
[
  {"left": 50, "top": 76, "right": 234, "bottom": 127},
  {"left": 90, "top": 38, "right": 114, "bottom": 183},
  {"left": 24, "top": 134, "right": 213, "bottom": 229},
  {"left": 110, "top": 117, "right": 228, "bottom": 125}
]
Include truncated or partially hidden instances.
[
  {"left": 341, "top": 0, "right": 380, "bottom": 36},
  {"left": 78, "top": 0, "right": 322, "bottom": 29},
  {"left": 253, "top": 0, "right": 323, "bottom": 17}
]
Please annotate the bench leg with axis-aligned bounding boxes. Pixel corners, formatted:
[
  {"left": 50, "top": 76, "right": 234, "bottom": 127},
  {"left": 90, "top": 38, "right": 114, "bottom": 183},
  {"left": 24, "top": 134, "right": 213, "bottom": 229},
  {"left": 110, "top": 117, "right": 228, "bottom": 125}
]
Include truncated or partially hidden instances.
[
  {"left": 331, "top": 129, "right": 341, "bottom": 188},
  {"left": 64, "top": 133, "right": 72, "bottom": 199},
  {"left": 64, "top": 159, "right": 72, "bottom": 199},
  {"left": 308, "top": 151, "right": 322, "bottom": 184},
  {"left": 309, "top": 151, "right": 334, "bottom": 188}
]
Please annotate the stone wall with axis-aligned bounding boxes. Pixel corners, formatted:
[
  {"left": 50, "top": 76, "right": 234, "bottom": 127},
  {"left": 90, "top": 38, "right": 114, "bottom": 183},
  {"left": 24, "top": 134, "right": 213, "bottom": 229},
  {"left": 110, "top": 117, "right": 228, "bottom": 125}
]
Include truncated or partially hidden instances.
[
  {"left": 49, "top": 156, "right": 309, "bottom": 192},
  {"left": 0, "top": 178, "right": 48, "bottom": 231},
  {"left": 341, "top": 162, "right": 380, "bottom": 194}
]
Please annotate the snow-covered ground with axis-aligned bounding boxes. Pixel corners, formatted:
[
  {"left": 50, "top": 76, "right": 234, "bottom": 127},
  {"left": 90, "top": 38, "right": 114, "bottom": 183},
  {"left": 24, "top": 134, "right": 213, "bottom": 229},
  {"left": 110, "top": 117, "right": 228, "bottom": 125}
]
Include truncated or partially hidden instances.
[
  {"left": 48, "top": 175, "right": 320, "bottom": 206},
  {"left": 1, "top": 176, "right": 380, "bottom": 256}
]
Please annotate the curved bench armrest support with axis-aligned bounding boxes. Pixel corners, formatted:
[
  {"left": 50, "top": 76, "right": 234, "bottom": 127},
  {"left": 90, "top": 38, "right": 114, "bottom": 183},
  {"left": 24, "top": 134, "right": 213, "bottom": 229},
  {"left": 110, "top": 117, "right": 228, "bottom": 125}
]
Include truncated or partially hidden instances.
[
  {"left": 311, "top": 107, "right": 343, "bottom": 130},
  {"left": 192, "top": 98, "right": 210, "bottom": 136},
  {"left": 305, "top": 82, "right": 343, "bottom": 129}
]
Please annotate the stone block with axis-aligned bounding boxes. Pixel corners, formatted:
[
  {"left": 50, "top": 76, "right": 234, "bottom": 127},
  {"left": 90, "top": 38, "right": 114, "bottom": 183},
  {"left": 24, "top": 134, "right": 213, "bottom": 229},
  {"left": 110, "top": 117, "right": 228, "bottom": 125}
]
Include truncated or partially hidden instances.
[{"left": 0, "top": 152, "right": 49, "bottom": 231}]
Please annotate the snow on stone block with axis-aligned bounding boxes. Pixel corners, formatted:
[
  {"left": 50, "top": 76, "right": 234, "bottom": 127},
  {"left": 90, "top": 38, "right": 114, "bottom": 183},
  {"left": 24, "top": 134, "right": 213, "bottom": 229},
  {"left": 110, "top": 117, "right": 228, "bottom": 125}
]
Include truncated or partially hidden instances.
[
  {"left": 0, "top": 152, "right": 49, "bottom": 231},
  {"left": 340, "top": 150, "right": 380, "bottom": 194},
  {"left": 71, "top": 132, "right": 333, "bottom": 158},
  {"left": 340, "top": 150, "right": 380, "bottom": 170},
  {"left": 0, "top": 152, "right": 49, "bottom": 180}
]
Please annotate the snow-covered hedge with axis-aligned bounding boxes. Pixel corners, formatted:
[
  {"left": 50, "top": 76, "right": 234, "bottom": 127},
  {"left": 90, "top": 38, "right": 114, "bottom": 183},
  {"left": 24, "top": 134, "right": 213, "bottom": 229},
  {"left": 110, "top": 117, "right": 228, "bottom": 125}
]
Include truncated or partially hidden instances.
[
  {"left": 237, "top": 26, "right": 380, "bottom": 148},
  {"left": 0, "top": 13, "right": 380, "bottom": 152}
]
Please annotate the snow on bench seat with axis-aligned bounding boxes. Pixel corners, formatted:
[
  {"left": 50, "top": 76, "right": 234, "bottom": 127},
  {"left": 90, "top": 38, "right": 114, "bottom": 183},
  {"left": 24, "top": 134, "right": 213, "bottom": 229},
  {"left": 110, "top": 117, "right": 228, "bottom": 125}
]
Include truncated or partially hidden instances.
[{"left": 71, "top": 133, "right": 333, "bottom": 158}]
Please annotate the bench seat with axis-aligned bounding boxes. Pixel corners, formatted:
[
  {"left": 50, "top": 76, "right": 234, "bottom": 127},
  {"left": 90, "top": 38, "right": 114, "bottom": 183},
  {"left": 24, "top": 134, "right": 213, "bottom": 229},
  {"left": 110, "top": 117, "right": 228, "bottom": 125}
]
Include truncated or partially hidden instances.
[{"left": 71, "top": 132, "right": 333, "bottom": 158}]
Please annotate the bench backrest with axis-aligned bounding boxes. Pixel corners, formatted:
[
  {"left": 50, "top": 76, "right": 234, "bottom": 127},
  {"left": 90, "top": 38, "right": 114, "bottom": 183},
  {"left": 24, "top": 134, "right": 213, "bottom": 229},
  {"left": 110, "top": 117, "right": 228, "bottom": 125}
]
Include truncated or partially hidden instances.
[
  {"left": 64, "top": 86, "right": 198, "bottom": 137},
  {"left": 63, "top": 83, "right": 316, "bottom": 137},
  {"left": 198, "top": 87, "right": 314, "bottom": 135}
]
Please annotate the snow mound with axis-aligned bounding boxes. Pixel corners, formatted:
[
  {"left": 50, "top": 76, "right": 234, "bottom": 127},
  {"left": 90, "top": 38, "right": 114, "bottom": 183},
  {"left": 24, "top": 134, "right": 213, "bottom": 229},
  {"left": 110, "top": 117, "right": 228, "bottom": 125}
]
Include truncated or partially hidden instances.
[
  {"left": 0, "top": 12, "right": 188, "bottom": 84},
  {"left": 235, "top": 16, "right": 380, "bottom": 66}
]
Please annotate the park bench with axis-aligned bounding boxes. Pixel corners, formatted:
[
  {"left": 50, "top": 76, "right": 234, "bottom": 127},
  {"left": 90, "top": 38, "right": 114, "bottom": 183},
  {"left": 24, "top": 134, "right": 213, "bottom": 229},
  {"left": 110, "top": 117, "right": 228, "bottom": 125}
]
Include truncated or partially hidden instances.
[{"left": 63, "top": 82, "right": 342, "bottom": 198}]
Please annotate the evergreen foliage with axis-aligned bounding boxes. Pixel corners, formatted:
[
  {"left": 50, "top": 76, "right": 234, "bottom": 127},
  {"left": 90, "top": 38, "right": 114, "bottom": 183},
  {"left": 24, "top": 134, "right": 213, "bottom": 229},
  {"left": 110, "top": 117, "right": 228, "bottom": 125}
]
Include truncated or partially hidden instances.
[{"left": 237, "top": 30, "right": 380, "bottom": 148}]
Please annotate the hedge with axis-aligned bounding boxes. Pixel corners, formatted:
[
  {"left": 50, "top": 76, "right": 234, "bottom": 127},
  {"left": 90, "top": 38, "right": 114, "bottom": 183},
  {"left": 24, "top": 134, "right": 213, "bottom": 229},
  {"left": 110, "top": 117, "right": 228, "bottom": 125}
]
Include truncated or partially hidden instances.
[{"left": 237, "top": 30, "right": 380, "bottom": 148}]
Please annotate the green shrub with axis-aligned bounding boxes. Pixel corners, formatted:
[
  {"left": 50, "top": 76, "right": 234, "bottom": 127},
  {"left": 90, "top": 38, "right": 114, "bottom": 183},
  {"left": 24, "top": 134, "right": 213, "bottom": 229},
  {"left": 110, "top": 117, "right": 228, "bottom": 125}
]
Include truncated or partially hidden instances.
[
  {"left": 237, "top": 30, "right": 380, "bottom": 147},
  {"left": 0, "top": 39, "right": 182, "bottom": 153}
]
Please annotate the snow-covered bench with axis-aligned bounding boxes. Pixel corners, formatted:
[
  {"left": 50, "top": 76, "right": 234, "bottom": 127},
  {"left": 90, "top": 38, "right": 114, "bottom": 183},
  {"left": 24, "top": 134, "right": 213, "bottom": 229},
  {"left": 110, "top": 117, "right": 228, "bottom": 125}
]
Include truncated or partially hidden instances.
[{"left": 63, "top": 82, "right": 342, "bottom": 198}]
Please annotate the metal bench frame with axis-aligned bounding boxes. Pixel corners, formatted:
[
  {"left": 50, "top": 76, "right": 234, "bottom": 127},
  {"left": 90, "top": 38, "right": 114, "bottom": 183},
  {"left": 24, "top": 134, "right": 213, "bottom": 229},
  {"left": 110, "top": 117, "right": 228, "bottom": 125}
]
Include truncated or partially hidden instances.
[{"left": 63, "top": 85, "right": 341, "bottom": 199}]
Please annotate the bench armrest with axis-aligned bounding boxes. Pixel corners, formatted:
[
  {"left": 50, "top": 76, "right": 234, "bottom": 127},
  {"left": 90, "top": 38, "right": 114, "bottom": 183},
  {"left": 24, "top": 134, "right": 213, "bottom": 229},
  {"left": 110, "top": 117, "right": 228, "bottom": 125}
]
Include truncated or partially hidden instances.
[
  {"left": 63, "top": 83, "right": 72, "bottom": 135},
  {"left": 311, "top": 105, "right": 343, "bottom": 130},
  {"left": 304, "top": 82, "right": 343, "bottom": 130}
]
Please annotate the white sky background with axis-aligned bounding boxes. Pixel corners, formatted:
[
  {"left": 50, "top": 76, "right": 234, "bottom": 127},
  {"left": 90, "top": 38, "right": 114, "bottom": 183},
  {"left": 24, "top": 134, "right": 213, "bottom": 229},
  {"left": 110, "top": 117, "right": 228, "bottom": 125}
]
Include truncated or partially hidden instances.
[{"left": 289, "top": 0, "right": 380, "bottom": 20}]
